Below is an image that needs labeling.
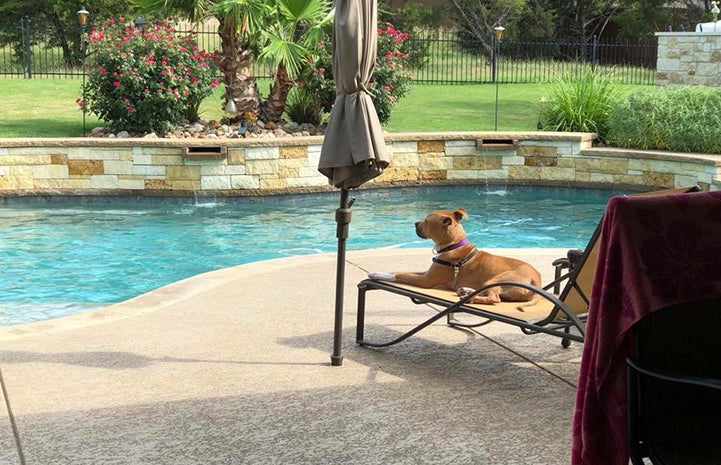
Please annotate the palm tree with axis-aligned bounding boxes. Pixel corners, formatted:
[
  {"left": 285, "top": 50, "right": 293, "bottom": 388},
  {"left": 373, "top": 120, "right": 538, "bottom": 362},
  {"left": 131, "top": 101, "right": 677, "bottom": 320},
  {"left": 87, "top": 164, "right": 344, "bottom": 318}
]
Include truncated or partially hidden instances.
[
  {"left": 132, "top": 0, "right": 270, "bottom": 117},
  {"left": 258, "top": 0, "right": 332, "bottom": 122}
]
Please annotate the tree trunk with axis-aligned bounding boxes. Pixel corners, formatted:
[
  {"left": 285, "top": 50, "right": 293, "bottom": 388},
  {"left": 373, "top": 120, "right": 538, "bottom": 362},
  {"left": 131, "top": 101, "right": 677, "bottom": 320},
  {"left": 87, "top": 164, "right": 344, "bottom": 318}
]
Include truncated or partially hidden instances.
[
  {"left": 260, "top": 62, "right": 293, "bottom": 123},
  {"left": 217, "top": 17, "right": 260, "bottom": 119}
]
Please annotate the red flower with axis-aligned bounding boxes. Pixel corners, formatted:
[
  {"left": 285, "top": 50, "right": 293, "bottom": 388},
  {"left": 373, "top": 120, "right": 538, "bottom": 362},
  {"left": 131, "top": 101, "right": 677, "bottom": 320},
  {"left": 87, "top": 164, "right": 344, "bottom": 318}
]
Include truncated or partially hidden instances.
[{"left": 113, "top": 81, "right": 120, "bottom": 88}]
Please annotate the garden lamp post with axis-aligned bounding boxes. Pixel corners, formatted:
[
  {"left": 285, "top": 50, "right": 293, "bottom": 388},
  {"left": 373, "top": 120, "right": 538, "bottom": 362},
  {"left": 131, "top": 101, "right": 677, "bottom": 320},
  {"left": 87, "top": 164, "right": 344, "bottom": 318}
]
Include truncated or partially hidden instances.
[
  {"left": 77, "top": 6, "right": 89, "bottom": 136},
  {"left": 493, "top": 25, "right": 505, "bottom": 131}
]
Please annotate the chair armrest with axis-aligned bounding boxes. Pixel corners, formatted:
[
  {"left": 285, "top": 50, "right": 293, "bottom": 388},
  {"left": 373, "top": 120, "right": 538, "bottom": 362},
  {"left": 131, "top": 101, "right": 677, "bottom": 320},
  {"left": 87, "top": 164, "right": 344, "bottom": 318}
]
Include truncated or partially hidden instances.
[
  {"left": 552, "top": 248, "right": 585, "bottom": 275},
  {"left": 627, "top": 357, "right": 721, "bottom": 391}
]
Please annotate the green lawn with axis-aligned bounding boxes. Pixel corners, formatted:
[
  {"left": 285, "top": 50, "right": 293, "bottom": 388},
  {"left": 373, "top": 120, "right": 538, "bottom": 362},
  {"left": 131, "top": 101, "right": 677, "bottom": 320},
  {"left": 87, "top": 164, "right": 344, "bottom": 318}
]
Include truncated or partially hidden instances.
[
  {"left": 385, "top": 83, "right": 548, "bottom": 132},
  {"left": 0, "top": 77, "right": 646, "bottom": 137}
]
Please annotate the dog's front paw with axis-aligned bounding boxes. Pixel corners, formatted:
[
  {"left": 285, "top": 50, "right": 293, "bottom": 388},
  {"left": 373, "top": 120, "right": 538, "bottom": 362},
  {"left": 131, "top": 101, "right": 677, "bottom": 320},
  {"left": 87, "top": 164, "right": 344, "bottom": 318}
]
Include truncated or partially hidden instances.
[
  {"left": 457, "top": 287, "right": 501, "bottom": 304},
  {"left": 457, "top": 287, "right": 475, "bottom": 297},
  {"left": 368, "top": 272, "right": 396, "bottom": 282}
]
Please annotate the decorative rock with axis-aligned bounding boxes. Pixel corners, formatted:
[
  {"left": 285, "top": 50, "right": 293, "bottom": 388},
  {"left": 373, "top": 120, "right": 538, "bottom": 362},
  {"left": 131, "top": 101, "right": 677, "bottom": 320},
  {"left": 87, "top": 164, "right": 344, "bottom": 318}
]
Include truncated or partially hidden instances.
[
  {"left": 90, "top": 127, "right": 107, "bottom": 137},
  {"left": 85, "top": 118, "right": 326, "bottom": 139}
]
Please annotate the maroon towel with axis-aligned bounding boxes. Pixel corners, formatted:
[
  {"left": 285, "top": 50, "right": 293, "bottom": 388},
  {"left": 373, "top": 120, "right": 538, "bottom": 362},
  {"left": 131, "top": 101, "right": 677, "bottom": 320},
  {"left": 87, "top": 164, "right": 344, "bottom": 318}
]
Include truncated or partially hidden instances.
[{"left": 571, "top": 189, "right": 721, "bottom": 465}]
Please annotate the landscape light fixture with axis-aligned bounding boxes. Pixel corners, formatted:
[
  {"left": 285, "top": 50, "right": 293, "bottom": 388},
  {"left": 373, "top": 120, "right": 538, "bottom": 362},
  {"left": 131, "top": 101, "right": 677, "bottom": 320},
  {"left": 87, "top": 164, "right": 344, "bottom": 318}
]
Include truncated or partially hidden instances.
[
  {"left": 224, "top": 99, "right": 237, "bottom": 115},
  {"left": 134, "top": 16, "right": 145, "bottom": 32},
  {"left": 77, "top": 6, "right": 89, "bottom": 27},
  {"left": 494, "top": 25, "right": 505, "bottom": 42},
  {"left": 77, "top": 6, "right": 89, "bottom": 136},
  {"left": 493, "top": 25, "right": 505, "bottom": 131}
]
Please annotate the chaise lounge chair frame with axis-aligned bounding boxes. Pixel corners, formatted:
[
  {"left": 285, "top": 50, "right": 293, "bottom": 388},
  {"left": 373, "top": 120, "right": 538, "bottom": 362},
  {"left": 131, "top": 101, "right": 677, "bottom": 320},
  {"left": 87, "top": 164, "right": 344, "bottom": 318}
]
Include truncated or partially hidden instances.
[{"left": 355, "top": 186, "right": 700, "bottom": 350}]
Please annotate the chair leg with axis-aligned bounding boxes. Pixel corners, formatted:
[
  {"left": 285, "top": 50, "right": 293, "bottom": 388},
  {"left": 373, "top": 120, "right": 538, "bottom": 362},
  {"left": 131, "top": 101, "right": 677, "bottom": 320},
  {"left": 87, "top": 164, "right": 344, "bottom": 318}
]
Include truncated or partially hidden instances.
[
  {"left": 627, "top": 363, "right": 646, "bottom": 465},
  {"left": 561, "top": 326, "right": 571, "bottom": 348},
  {"left": 356, "top": 284, "right": 367, "bottom": 343}
]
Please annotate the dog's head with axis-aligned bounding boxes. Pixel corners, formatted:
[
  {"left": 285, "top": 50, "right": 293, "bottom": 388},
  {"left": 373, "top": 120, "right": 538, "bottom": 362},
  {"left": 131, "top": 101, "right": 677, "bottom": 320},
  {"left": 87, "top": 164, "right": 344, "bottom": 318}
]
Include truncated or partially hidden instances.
[{"left": 415, "top": 208, "right": 468, "bottom": 246}]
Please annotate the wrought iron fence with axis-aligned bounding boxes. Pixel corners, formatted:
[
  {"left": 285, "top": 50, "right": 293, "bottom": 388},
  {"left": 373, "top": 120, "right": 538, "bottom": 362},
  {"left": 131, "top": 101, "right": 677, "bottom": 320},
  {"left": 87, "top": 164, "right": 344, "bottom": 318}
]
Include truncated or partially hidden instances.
[
  {"left": 410, "top": 32, "right": 657, "bottom": 85},
  {"left": 0, "top": 18, "right": 657, "bottom": 85}
]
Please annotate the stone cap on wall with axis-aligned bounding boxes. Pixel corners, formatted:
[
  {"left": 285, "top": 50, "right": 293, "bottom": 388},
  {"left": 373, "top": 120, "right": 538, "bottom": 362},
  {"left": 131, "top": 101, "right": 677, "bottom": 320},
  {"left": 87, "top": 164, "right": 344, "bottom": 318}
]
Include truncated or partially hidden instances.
[
  {"left": 0, "top": 131, "right": 596, "bottom": 149},
  {"left": 655, "top": 31, "right": 721, "bottom": 36}
]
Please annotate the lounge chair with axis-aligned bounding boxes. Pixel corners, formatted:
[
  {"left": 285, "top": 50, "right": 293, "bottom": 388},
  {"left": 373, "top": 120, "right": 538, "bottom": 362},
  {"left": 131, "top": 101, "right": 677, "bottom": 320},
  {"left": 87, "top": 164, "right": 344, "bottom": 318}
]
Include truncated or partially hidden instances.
[{"left": 355, "top": 186, "right": 700, "bottom": 350}]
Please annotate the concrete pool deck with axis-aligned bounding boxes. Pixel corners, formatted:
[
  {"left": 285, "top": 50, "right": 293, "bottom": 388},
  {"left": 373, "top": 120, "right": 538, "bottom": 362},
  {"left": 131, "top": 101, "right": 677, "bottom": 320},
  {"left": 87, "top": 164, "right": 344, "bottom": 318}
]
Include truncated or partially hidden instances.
[{"left": 0, "top": 248, "right": 583, "bottom": 465}]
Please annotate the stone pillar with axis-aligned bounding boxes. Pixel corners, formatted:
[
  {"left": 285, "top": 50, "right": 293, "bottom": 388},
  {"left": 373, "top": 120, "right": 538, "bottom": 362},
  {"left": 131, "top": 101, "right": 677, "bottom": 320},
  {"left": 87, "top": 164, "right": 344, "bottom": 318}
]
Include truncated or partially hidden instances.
[{"left": 655, "top": 31, "right": 721, "bottom": 86}]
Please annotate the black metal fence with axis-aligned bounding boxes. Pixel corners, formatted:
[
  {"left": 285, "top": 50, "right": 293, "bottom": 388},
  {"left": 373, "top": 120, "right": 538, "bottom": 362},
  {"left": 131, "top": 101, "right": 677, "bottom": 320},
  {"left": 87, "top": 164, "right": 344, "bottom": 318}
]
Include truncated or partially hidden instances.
[
  {"left": 0, "top": 18, "right": 657, "bottom": 85},
  {"left": 411, "top": 32, "right": 657, "bottom": 85}
]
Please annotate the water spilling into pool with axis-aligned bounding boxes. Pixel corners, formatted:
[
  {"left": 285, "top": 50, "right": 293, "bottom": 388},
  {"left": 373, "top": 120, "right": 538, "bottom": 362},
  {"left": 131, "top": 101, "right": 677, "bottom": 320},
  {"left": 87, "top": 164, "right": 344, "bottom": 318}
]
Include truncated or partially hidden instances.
[{"left": 0, "top": 185, "right": 617, "bottom": 326}]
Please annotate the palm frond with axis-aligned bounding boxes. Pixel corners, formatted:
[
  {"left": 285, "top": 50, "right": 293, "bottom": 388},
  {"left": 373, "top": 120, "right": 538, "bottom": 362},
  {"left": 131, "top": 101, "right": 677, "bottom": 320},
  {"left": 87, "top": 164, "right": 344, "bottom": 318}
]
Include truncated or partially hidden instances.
[
  {"left": 276, "top": 0, "right": 330, "bottom": 23},
  {"left": 131, "top": 0, "right": 211, "bottom": 21},
  {"left": 259, "top": 25, "right": 307, "bottom": 77},
  {"left": 213, "top": 0, "right": 272, "bottom": 36}
]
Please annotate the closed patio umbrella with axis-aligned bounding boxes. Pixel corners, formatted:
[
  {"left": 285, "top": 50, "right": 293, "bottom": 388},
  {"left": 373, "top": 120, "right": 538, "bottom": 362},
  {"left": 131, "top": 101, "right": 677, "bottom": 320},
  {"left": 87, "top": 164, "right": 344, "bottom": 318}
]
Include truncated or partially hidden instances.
[{"left": 319, "top": 0, "right": 388, "bottom": 366}]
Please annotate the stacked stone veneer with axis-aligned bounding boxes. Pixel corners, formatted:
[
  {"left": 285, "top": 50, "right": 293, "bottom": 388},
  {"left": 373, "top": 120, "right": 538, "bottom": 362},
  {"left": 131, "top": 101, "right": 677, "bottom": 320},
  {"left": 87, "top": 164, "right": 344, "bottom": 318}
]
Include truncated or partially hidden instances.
[
  {"left": 655, "top": 31, "right": 721, "bottom": 86},
  {"left": 1, "top": 132, "right": 719, "bottom": 197}
]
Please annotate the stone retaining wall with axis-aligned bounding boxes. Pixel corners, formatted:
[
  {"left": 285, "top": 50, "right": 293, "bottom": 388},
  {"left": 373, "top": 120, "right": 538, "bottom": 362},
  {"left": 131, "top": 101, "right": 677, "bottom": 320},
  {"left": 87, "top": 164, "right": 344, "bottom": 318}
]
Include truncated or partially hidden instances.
[
  {"left": 655, "top": 31, "right": 721, "bottom": 86},
  {"left": 1, "top": 132, "right": 719, "bottom": 197}
]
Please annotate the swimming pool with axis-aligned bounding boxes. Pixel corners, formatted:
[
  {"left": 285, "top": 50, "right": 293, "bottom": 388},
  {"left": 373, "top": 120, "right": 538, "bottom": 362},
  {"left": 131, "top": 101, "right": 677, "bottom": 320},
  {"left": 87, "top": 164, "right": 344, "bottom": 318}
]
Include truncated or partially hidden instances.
[{"left": 0, "top": 185, "right": 616, "bottom": 326}]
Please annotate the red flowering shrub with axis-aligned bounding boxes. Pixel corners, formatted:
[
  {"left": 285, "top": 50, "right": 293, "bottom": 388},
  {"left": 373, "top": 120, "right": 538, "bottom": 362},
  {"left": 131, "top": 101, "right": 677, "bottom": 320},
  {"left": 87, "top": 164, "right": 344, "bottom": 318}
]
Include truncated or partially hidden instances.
[
  {"left": 296, "top": 21, "right": 412, "bottom": 124},
  {"left": 80, "top": 18, "right": 220, "bottom": 134}
]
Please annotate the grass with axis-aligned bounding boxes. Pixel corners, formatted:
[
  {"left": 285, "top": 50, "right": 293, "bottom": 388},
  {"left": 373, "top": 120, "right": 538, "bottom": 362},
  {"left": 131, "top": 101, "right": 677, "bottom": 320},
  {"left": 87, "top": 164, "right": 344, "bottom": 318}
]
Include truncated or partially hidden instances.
[
  {"left": 385, "top": 83, "right": 548, "bottom": 132},
  {"left": 0, "top": 77, "right": 646, "bottom": 137},
  {"left": 0, "top": 78, "right": 102, "bottom": 137}
]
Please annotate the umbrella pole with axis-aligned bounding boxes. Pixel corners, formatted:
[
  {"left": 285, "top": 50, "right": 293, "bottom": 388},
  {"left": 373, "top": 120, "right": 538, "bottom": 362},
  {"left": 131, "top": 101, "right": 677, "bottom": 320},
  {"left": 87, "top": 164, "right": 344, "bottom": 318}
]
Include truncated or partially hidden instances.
[{"left": 332, "top": 188, "right": 353, "bottom": 366}]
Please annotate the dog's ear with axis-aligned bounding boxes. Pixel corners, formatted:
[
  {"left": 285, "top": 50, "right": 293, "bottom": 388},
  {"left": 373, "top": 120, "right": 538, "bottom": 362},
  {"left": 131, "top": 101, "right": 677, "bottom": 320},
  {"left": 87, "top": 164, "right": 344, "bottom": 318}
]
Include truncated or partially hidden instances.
[{"left": 452, "top": 208, "right": 468, "bottom": 222}]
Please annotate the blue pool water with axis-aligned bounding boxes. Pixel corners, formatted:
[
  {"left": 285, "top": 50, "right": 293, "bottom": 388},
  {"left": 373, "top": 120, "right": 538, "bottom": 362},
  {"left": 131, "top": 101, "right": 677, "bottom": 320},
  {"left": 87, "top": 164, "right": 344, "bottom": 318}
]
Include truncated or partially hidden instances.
[{"left": 0, "top": 185, "right": 617, "bottom": 326}]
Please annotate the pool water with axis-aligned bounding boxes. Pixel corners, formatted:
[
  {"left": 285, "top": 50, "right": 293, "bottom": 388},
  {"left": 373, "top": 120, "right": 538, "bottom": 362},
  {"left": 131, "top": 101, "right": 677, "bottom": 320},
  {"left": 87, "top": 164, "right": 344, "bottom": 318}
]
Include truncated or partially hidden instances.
[{"left": 0, "top": 185, "right": 616, "bottom": 326}]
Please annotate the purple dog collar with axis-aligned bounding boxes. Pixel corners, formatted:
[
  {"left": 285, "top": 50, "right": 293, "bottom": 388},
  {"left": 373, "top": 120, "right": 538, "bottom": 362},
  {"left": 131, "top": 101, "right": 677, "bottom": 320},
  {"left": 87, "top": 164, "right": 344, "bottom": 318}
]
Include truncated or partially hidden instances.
[{"left": 434, "top": 237, "right": 469, "bottom": 254}]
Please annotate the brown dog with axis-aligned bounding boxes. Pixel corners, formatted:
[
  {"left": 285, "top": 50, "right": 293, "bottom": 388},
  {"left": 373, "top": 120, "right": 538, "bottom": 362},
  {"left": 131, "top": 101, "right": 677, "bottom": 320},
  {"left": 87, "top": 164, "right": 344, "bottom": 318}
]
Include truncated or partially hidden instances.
[{"left": 368, "top": 208, "right": 542, "bottom": 306}]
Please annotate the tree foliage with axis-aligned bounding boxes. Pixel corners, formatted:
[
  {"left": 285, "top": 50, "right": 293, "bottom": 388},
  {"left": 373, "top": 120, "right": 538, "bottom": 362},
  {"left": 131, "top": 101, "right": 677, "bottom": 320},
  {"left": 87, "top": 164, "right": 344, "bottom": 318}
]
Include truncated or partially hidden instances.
[
  {"left": 0, "top": 0, "right": 138, "bottom": 65},
  {"left": 450, "top": 0, "right": 523, "bottom": 50},
  {"left": 257, "top": 0, "right": 333, "bottom": 122},
  {"left": 443, "top": 0, "right": 709, "bottom": 43}
]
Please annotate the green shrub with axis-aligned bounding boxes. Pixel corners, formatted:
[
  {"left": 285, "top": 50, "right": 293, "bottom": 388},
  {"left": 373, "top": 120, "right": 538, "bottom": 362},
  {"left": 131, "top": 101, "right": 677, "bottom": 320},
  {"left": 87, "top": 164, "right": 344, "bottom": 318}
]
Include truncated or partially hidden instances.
[
  {"left": 81, "top": 18, "right": 220, "bottom": 134},
  {"left": 285, "top": 84, "right": 323, "bottom": 125},
  {"left": 540, "top": 69, "right": 622, "bottom": 143},
  {"left": 607, "top": 86, "right": 721, "bottom": 154},
  {"left": 297, "top": 21, "right": 413, "bottom": 124}
]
